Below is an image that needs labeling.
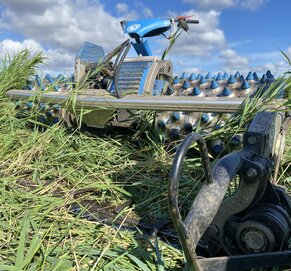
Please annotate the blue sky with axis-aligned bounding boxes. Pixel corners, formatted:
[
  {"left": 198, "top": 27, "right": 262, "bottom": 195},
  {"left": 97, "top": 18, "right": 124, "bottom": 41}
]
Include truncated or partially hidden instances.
[{"left": 0, "top": 0, "right": 290, "bottom": 76}]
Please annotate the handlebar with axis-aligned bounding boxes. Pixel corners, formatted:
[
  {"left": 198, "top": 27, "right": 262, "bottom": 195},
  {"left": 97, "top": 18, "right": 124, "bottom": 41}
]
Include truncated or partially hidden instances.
[{"left": 174, "top": 19, "right": 199, "bottom": 24}]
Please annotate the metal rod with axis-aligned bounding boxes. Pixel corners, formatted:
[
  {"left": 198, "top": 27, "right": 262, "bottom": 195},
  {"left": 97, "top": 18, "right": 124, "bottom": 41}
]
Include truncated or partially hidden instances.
[{"left": 6, "top": 89, "right": 244, "bottom": 113}]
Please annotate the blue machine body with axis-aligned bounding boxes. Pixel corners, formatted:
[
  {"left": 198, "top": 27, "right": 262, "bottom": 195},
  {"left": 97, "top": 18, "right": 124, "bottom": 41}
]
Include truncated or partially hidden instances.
[
  {"left": 122, "top": 19, "right": 172, "bottom": 56},
  {"left": 122, "top": 19, "right": 171, "bottom": 39}
]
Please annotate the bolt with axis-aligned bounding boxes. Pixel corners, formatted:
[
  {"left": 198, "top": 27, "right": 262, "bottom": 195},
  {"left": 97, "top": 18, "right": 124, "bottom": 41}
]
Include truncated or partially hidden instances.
[
  {"left": 247, "top": 168, "right": 257, "bottom": 178},
  {"left": 247, "top": 136, "right": 257, "bottom": 145},
  {"left": 206, "top": 225, "right": 219, "bottom": 237}
]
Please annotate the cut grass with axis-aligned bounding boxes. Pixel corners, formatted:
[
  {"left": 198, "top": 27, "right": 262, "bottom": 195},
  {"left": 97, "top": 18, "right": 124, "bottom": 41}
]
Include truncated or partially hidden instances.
[{"left": 0, "top": 50, "right": 290, "bottom": 271}]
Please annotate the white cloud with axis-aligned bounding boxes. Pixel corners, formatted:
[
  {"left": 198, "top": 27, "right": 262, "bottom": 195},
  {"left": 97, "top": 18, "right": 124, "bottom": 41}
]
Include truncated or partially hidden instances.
[
  {"left": 116, "top": 3, "right": 129, "bottom": 14},
  {"left": 159, "top": 10, "right": 225, "bottom": 58},
  {"left": 219, "top": 49, "right": 249, "bottom": 71},
  {"left": 182, "top": 0, "right": 267, "bottom": 11},
  {"left": 0, "top": 0, "right": 124, "bottom": 53},
  {"left": 239, "top": 0, "right": 267, "bottom": 11},
  {"left": 183, "top": 0, "right": 235, "bottom": 11},
  {"left": 0, "top": 38, "right": 74, "bottom": 74}
]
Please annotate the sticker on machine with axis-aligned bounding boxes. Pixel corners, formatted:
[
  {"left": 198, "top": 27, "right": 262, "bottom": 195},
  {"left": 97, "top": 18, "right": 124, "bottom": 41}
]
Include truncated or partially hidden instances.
[{"left": 127, "top": 24, "right": 141, "bottom": 32}]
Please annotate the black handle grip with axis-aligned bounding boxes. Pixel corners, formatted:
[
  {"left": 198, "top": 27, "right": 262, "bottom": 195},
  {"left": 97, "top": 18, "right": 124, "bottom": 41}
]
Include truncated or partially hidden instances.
[
  {"left": 173, "top": 19, "right": 199, "bottom": 24},
  {"left": 185, "top": 19, "right": 199, "bottom": 24}
]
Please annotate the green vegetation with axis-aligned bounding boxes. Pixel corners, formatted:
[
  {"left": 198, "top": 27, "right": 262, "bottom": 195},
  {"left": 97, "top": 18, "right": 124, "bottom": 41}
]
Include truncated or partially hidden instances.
[{"left": 0, "top": 50, "right": 290, "bottom": 270}]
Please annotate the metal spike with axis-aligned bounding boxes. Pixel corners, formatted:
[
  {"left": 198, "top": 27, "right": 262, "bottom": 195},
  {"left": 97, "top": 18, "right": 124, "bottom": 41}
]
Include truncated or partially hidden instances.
[
  {"left": 246, "top": 71, "right": 254, "bottom": 81},
  {"left": 223, "top": 72, "right": 229, "bottom": 80},
  {"left": 234, "top": 71, "right": 240, "bottom": 79},
  {"left": 180, "top": 72, "right": 187, "bottom": 79},
  {"left": 35, "top": 74, "right": 41, "bottom": 87},
  {"left": 221, "top": 87, "right": 232, "bottom": 96},
  {"left": 170, "top": 128, "right": 180, "bottom": 138},
  {"left": 216, "top": 72, "right": 223, "bottom": 81},
  {"left": 182, "top": 80, "right": 190, "bottom": 89},
  {"left": 228, "top": 75, "right": 237, "bottom": 84},
  {"left": 241, "top": 79, "right": 250, "bottom": 89},
  {"left": 192, "top": 86, "right": 201, "bottom": 96},
  {"left": 54, "top": 85, "right": 60, "bottom": 91},
  {"left": 173, "top": 76, "right": 180, "bottom": 84},
  {"left": 211, "top": 140, "right": 224, "bottom": 154},
  {"left": 189, "top": 73, "right": 196, "bottom": 81},
  {"left": 205, "top": 72, "right": 213, "bottom": 79},
  {"left": 184, "top": 123, "right": 193, "bottom": 132},
  {"left": 260, "top": 74, "right": 267, "bottom": 84},
  {"left": 172, "top": 112, "right": 181, "bottom": 121},
  {"left": 253, "top": 72, "right": 259, "bottom": 80},
  {"left": 157, "top": 120, "right": 166, "bottom": 130},
  {"left": 266, "top": 70, "right": 274, "bottom": 78},
  {"left": 201, "top": 113, "right": 210, "bottom": 124},
  {"left": 210, "top": 80, "right": 219, "bottom": 89},
  {"left": 199, "top": 75, "right": 207, "bottom": 84}
]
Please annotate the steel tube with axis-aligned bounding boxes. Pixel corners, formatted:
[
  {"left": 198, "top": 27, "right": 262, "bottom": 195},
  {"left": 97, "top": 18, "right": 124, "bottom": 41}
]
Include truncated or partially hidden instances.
[{"left": 6, "top": 89, "right": 244, "bottom": 113}]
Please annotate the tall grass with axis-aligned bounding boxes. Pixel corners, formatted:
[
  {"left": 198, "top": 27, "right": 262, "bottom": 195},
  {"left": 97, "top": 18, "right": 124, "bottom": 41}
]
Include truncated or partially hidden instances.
[{"left": 0, "top": 50, "right": 290, "bottom": 271}]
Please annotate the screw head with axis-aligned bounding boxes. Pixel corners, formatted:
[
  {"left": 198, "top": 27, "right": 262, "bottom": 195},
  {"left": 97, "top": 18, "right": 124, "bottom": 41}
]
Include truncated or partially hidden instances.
[
  {"left": 247, "top": 136, "right": 257, "bottom": 145},
  {"left": 247, "top": 168, "right": 257, "bottom": 178},
  {"left": 206, "top": 225, "right": 219, "bottom": 237}
]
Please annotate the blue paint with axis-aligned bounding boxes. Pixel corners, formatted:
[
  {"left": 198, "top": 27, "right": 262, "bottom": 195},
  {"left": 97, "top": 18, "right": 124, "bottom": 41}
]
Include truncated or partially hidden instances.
[
  {"left": 199, "top": 75, "right": 207, "bottom": 84},
  {"left": 222, "top": 87, "right": 232, "bottom": 96},
  {"left": 122, "top": 19, "right": 171, "bottom": 39},
  {"left": 216, "top": 72, "right": 223, "bottom": 81},
  {"left": 54, "top": 85, "right": 60, "bottom": 91},
  {"left": 192, "top": 86, "right": 201, "bottom": 96},
  {"left": 76, "top": 41, "right": 105, "bottom": 63},
  {"left": 182, "top": 80, "right": 190, "bottom": 89},
  {"left": 157, "top": 120, "right": 166, "bottom": 129},
  {"left": 172, "top": 112, "right": 181, "bottom": 121},
  {"left": 45, "top": 74, "right": 54, "bottom": 84},
  {"left": 167, "top": 87, "right": 174, "bottom": 95},
  {"left": 53, "top": 104, "right": 61, "bottom": 111},
  {"left": 210, "top": 80, "right": 219, "bottom": 89},
  {"left": 152, "top": 79, "right": 165, "bottom": 95},
  {"left": 212, "top": 140, "right": 224, "bottom": 153},
  {"left": 25, "top": 101, "right": 33, "bottom": 109},
  {"left": 45, "top": 111, "right": 52, "bottom": 117},
  {"left": 241, "top": 79, "right": 250, "bottom": 89},
  {"left": 223, "top": 72, "right": 229, "bottom": 80},
  {"left": 170, "top": 128, "right": 180, "bottom": 138},
  {"left": 189, "top": 73, "right": 196, "bottom": 81},
  {"left": 266, "top": 70, "right": 273, "bottom": 78},
  {"left": 184, "top": 123, "right": 193, "bottom": 132},
  {"left": 260, "top": 74, "right": 267, "bottom": 83},
  {"left": 234, "top": 71, "right": 240, "bottom": 79},
  {"left": 35, "top": 74, "right": 41, "bottom": 86},
  {"left": 132, "top": 40, "right": 152, "bottom": 56},
  {"left": 230, "top": 135, "right": 241, "bottom": 145},
  {"left": 253, "top": 72, "right": 259, "bottom": 80},
  {"left": 246, "top": 71, "right": 254, "bottom": 80},
  {"left": 56, "top": 74, "right": 65, "bottom": 82},
  {"left": 39, "top": 103, "right": 46, "bottom": 110},
  {"left": 173, "top": 76, "right": 180, "bottom": 84},
  {"left": 239, "top": 75, "right": 245, "bottom": 82},
  {"left": 228, "top": 75, "right": 237, "bottom": 84},
  {"left": 138, "top": 63, "right": 151, "bottom": 95},
  {"left": 196, "top": 73, "right": 202, "bottom": 80},
  {"left": 201, "top": 113, "right": 209, "bottom": 123},
  {"left": 205, "top": 72, "right": 213, "bottom": 79},
  {"left": 180, "top": 72, "right": 187, "bottom": 79}
]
